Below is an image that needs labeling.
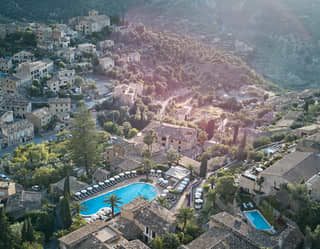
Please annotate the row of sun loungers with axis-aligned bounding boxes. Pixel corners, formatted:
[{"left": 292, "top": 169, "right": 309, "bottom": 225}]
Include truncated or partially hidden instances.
[
  {"left": 74, "top": 171, "right": 137, "bottom": 201},
  {"left": 242, "top": 202, "right": 254, "bottom": 209}
]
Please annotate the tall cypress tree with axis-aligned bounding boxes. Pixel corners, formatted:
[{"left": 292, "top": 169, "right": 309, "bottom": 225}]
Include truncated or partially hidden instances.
[
  {"left": 22, "top": 217, "right": 35, "bottom": 242},
  {"left": 0, "top": 207, "right": 14, "bottom": 248},
  {"left": 60, "top": 197, "right": 72, "bottom": 229},
  {"left": 63, "top": 175, "right": 70, "bottom": 200}
]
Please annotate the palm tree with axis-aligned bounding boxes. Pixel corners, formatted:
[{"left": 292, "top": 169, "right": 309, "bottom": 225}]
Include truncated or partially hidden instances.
[
  {"left": 143, "top": 158, "right": 153, "bottom": 181},
  {"left": 206, "top": 189, "right": 217, "bottom": 208},
  {"left": 72, "top": 203, "right": 88, "bottom": 215},
  {"left": 187, "top": 164, "right": 194, "bottom": 178},
  {"left": 143, "top": 129, "right": 156, "bottom": 151},
  {"left": 104, "top": 194, "right": 122, "bottom": 217},
  {"left": 176, "top": 207, "right": 194, "bottom": 232},
  {"left": 157, "top": 196, "right": 167, "bottom": 208},
  {"left": 256, "top": 176, "right": 265, "bottom": 193}
]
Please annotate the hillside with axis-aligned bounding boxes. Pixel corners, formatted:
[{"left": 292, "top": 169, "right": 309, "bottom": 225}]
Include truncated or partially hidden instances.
[
  {"left": 0, "top": 0, "right": 319, "bottom": 90},
  {"left": 110, "top": 24, "right": 278, "bottom": 95},
  {"left": 126, "top": 0, "right": 320, "bottom": 90}
]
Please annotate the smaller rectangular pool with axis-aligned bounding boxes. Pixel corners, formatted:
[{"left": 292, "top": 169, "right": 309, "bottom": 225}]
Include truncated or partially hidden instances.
[{"left": 244, "top": 210, "right": 272, "bottom": 231}]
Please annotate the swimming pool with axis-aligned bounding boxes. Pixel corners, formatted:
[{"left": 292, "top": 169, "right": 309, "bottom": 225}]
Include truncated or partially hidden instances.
[
  {"left": 244, "top": 210, "right": 272, "bottom": 231},
  {"left": 261, "top": 147, "right": 276, "bottom": 154},
  {"left": 80, "top": 183, "right": 158, "bottom": 216}
]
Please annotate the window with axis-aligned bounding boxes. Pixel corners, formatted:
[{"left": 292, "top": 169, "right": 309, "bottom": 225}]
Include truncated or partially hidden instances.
[
  {"left": 162, "top": 137, "right": 166, "bottom": 141},
  {"left": 179, "top": 141, "right": 181, "bottom": 144},
  {"left": 152, "top": 231, "right": 156, "bottom": 238},
  {"left": 145, "top": 226, "right": 149, "bottom": 235}
]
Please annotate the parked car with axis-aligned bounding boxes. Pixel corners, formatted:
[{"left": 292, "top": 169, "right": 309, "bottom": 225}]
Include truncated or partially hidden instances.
[{"left": 32, "top": 185, "right": 40, "bottom": 191}]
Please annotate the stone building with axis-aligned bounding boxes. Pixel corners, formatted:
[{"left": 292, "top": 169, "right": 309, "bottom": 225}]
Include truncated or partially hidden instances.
[
  {"left": 12, "top": 50, "right": 35, "bottom": 64},
  {"left": 119, "top": 198, "right": 176, "bottom": 243},
  {"left": 180, "top": 212, "right": 303, "bottom": 249},
  {"left": 113, "top": 83, "right": 143, "bottom": 107},
  {"left": 0, "top": 95, "right": 32, "bottom": 118},
  {"left": 1, "top": 75, "right": 24, "bottom": 94},
  {"left": 0, "top": 117, "right": 34, "bottom": 148},
  {"left": 143, "top": 121, "right": 198, "bottom": 153},
  {"left": 26, "top": 107, "right": 52, "bottom": 131},
  {"left": 16, "top": 59, "right": 53, "bottom": 80},
  {"left": 0, "top": 181, "right": 16, "bottom": 201},
  {"left": 69, "top": 10, "right": 110, "bottom": 35},
  {"left": 48, "top": 98, "right": 71, "bottom": 119},
  {"left": 0, "top": 57, "right": 13, "bottom": 73},
  {"left": 58, "top": 220, "right": 150, "bottom": 249}
]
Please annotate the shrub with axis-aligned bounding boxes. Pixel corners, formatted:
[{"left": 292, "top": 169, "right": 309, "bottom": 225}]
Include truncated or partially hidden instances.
[{"left": 253, "top": 136, "right": 271, "bottom": 149}]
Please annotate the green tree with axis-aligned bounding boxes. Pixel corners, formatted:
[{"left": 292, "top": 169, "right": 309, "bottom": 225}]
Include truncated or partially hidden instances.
[
  {"left": 104, "top": 194, "right": 122, "bottom": 217},
  {"left": 161, "top": 233, "right": 180, "bottom": 249},
  {"left": 70, "top": 103, "right": 98, "bottom": 176},
  {"left": 200, "top": 152, "right": 210, "bottom": 177},
  {"left": 63, "top": 175, "right": 71, "bottom": 200},
  {"left": 215, "top": 176, "right": 235, "bottom": 202},
  {"left": 143, "top": 158, "right": 153, "bottom": 181},
  {"left": 122, "top": 121, "right": 132, "bottom": 137},
  {"left": 176, "top": 207, "right": 194, "bottom": 232},
  {"left": 167, "top": 148, "right": 180, "bottom": 166},
  {"left": 0, "top": 208, "right": 15, "bottom": 248},
  {"left": 143, "top": 129, "right": 156, "bottom": 151},
  {"left": 21, "top": 242, "right": 43, "bottom": 249},
  {"left": 256, "top": 176, "right": 265, "bottom": 193},
  {"left": 21, "top": 217, "right": 35, "bottom": 243},
  {"left": 151, "top": 237, "right": 163, "bottom": 249},
  {"left": 207, "top": 176, "right": 216, "bottom": 189},
  {"left": 187, "top": 164, "right": 195, "bottom": 178},
  {"left": 206, "top": 189, "right": 217, "bottom": 208},
  {"left": 157, "top": 196, "right": 168, "bottom": 208},
  {"left": 72, "top": 203, "right": 88, "bottom": 215},
  {"left": 60, "top": 197, "right": 72, "bottom": 229},
  {"left": 32, "top": 166, "right": 55, "bottom": 188},
  {"left": 127, "top": 128, "right": 139, "bottom": 138}
]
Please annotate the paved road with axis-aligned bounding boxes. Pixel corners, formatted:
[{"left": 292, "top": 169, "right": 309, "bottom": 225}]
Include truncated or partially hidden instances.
[{"left": 0, "top": 134, "right": 57, "bottom": 157}]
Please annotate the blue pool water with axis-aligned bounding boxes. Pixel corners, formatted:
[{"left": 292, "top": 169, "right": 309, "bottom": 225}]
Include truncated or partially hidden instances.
[
  {"left": 261, "top": 147, "right": 276, "bottom": 154},
  {"left": 80, "top": 183, "right": 158, "bottom": 215},
  {"left": 244, "top": 210, "right": 272, "bottom": 230}
]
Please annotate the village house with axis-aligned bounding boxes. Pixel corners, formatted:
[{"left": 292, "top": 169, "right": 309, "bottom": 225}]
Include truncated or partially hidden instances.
[
  {"left": 261, "top": 152, "right": 320, "bottom": 194},
  {"left": 50, "top": 176, "right": 87, "bottom": 197},
  {"left": 98, "top": 40, "right": 114, "bottom": 52},
  {"left": 0, "top": 57, "right": 13, "bottom": 73},
  {"left": 181, "top": 212, "right": 303, "bottom": 249},
  {"left": 37, "top": 40, "right": 54, "bottom": 51},
  {"left": 48, "top": 98, "right": 71, "bottom": 119},
  {"left": 33, "top": 25, "right": 52, "bottom": 42},
  {"left": 26, "top": 107, "right": 52, "bottom": 131},
  {"left": 92, "top": 168, "right": 110, "bottom": 184},
  {"left": 56, "top": 47, "right": 76, "bottom": 63},
  {"left": 0, "top": 117, "right": 34, "bottom": 148},
  {"left": 6, "top": 190, "right": 42, "bottom": 218},
  {"left": 98, "top": 57, "right": 114, "bottom": 71},
  {"left": 0, "top": 181, "right": 16, "bottom": 201},
  {"left": 12, "top": 50, "right": 35, "bottom": 64},
  {"left": 295, "top": 124, "right": 320, "bottom": 137},
  {"left": 0, "top": 110, "right": 14, "bottom": 124},
  {"left": 0, "top": 95, "right": 32, "bottom": 118},
  {"left": 143, "top": 121, "right": 198, "bottom": 153},
  {"left": 297, "top": 132, "right": 320, "bottom": 153},
  {"left": 128, "top": 52, "right": 141, "bottom": 63},
  {"left": 69, "top": 10, "right": 110, "bottom": 35},
  {"left": 16, "top": 59, "right": 54, "bottom": 80},
  {"left": 306, "top": 173, "right": 320, "bottom": 201},
  {"left": 1, "top": 75, "right": 24, "bottom": 95},
  {"left": 117, "top": 198, "right": 176, "bottom": 243},
  {"left": 77, "top": 43, "right": 97, "bottom": 54},
  {"left": 113, "top": 83, "right": 143, "bottom": 107},
  {"left": 59, "top": 220, "right": 150, "bottom": 249}
]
